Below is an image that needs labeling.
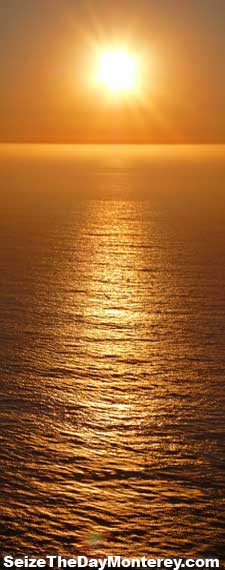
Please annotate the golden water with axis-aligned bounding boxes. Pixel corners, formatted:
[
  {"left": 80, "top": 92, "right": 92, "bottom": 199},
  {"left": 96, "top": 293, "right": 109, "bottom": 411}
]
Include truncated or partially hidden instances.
[{"left": 0, "top": 145, "right": 225, "bottom": 559}]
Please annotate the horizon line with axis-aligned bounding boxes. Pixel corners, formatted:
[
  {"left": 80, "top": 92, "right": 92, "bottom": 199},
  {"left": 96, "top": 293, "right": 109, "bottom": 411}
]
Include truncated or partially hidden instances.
[{"left": 1, "top": 141, "right": 225, "bottom": 146}]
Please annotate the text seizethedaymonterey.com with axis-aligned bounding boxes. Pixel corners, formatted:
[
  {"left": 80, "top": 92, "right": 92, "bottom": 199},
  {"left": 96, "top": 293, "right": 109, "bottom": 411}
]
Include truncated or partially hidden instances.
[{"left": 1, "top": 555, "right": 220, "bottom": 569}]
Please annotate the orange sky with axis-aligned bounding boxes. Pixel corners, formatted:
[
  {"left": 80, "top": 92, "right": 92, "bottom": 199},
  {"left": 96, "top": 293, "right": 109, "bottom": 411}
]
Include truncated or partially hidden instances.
[{"left": 0, "top": 0, "right": 225, "bottom": 143}]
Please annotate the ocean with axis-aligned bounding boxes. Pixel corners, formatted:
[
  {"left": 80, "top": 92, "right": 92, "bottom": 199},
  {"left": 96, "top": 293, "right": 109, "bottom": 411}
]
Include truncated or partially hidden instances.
[{"left": 0, "top": 144, "right": 225, "bottom": 560}]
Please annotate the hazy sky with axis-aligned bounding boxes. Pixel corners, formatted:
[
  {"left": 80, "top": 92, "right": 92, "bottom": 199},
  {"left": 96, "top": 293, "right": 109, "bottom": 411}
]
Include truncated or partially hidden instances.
[{"left": 1, "top": 0, "right": 225, "bottom": 143}]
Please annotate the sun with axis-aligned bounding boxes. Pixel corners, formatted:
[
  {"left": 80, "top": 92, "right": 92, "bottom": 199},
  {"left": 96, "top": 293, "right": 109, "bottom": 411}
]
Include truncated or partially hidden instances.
[{"left": 98, "top": 49, "right": 137, "bottom": 93}]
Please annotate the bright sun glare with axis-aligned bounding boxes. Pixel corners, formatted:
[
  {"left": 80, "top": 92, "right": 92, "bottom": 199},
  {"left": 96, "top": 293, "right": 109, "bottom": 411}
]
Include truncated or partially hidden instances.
[{"left": 98, "top": 49, "right": 137, "bottom": 93}]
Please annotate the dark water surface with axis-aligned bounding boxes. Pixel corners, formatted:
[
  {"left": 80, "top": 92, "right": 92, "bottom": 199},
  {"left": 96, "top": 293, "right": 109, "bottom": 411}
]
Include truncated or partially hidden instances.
[{"left": 0, "top": 144, "right": 225, "bottom": 559}]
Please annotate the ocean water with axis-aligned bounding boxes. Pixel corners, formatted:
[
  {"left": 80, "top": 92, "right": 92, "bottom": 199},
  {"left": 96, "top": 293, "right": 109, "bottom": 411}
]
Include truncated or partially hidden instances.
[{"left": 0, "top": 144, "right": 225, "bottom": 560}]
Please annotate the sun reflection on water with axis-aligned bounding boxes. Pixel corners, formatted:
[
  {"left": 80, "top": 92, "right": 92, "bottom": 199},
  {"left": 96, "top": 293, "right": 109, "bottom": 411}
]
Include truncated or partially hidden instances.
[{"left": 1, "top": 145, "right": 225, "bottom": 557}]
